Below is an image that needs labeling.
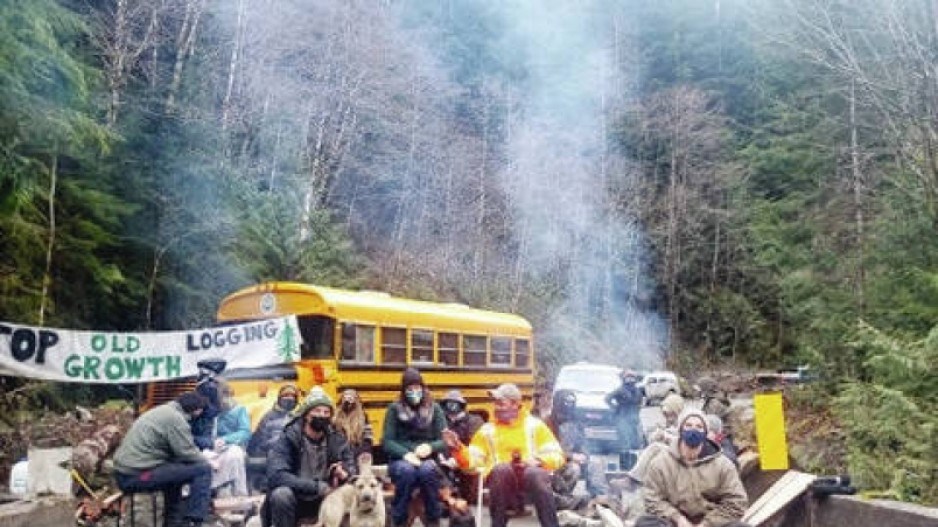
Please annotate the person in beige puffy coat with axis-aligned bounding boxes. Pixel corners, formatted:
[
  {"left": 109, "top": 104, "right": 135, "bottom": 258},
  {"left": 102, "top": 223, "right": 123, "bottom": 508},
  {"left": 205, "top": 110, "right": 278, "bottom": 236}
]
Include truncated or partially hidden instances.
[{"left": 634, "top": 409, "right": 749, "bottom": 527}]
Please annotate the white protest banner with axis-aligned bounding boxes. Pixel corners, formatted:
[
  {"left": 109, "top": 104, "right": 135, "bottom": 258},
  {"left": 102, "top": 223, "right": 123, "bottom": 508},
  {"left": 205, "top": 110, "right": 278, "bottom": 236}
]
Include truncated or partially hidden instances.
[{"left": 0, "top": 317, "right": 301, "bottom": 384}]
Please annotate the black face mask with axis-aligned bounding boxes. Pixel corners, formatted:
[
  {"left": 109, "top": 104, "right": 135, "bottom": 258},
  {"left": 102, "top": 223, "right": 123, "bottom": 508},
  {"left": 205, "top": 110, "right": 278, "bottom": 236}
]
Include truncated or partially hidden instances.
[
  {"left": 308, "top": 415, "right": 331, "bottom": 433},
  {"left": 342, "top": 401, "right": 355, "bottom": 412}
]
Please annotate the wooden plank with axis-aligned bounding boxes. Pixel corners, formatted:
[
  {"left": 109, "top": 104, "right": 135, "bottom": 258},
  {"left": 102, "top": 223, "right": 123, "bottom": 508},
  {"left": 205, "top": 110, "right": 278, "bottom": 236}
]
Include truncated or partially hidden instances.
[
  {"left": 744, "top": 470, "right": 797, "bottom": 521},
  {"left": 743, "top": 471, "right": 816, "bottom": 526}
]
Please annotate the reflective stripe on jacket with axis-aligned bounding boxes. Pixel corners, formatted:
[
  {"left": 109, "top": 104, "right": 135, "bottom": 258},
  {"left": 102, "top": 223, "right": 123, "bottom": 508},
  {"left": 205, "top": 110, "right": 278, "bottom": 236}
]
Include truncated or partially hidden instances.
[{"left": 454, "top": 410, "right": 563, "bottom": 477}]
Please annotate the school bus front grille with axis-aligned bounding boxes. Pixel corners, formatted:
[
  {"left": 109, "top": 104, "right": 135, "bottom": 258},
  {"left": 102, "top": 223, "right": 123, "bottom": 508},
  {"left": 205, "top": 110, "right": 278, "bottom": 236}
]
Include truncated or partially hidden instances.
[{"left": 146, "top": 380, "right": 197, "bottom": 409}]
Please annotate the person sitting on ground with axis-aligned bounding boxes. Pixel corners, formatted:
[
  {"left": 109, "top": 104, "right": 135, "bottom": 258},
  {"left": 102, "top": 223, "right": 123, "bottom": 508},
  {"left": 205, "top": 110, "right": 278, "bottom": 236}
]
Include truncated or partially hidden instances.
[
  {"left": 439, "top": 389, "right": 485, "bottom": 503},
  {"left": 634, "top": 409, "right": 749, "bottom": 527},
  {"left": 383, "top": 367, "right": 447, "bottom": 527},
  {"left": 209, "top": 382, "right": 250, "bottom": 496},
  {"left": 699, "top": 377, "right": 734, "bottom": 440},
  {"left": 705, "top": 414, "right": 738, "bottom": 468},
  {"left": 113, "top": 392, "right": 213, "bottom": 527},
  {"left": 333, "top": 388, "right": 374, "bottom": 458},
  {"left": 444, "top": 383, "right": 565, "bottom": 527},
  {"left": 648, "top": 392, "right": 685, "bottom": 444},
  {"left": 627, "top": 392, "right": 686, "bottom": 486},
  {"left": 248, "top": 385, "right": 300, "bottom": 458},
  {"left": 441, "top": 390, "right": 485, "bottom": 444},
  {"left": 262, "top": 387, "right": 355, "bottom": 527},
  {"left": 191, "top": 359, "right": 226, "bottom": 450}
]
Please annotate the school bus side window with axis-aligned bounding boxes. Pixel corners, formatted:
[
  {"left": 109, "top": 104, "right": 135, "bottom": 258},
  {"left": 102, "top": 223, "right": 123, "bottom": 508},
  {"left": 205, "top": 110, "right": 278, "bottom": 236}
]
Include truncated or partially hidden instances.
[
  {"left": 298, "top": 315, "right": 335, "bottom": 359},
  {"left": 515, "top": 338, "right": 530, "bottom": 368},
  {"left": 411, "top": 330, "right": 433, "bottom": 363},
  {"left": 491, "top": 337, "right": 511, "bottom": 366},
  {"left": 464, "top": 335, "right": 487, "bottom": 366},
  {"left": 382, "top": 327, "right": 406, "bottom": 364},
  {"left": 439, "top": 332, "right": 459, "bottom": 365},
  {"left": 341, "top": 323, "right": 375, "bottom": 362}
]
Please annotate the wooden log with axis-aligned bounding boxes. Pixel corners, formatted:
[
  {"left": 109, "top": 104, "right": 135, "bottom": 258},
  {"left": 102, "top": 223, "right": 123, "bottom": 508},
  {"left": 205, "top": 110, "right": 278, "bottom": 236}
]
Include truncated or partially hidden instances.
[{"left": 742, "top": 470, "right": 816, "bottom": 526}]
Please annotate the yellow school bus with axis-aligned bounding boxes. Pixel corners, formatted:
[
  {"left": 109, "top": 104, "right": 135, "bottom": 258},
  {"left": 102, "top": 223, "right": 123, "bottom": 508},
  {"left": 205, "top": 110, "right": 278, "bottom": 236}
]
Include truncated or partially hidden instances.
[{"left": 145, "top": 282, "right": 535, "bottom": 442}]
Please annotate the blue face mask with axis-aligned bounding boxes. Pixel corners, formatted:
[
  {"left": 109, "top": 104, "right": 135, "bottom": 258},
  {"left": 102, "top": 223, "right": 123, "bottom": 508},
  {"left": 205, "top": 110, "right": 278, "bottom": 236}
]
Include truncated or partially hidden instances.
[
  {"left": 405, "top": 389, "right": 423, "bottom": 406},
  {"left": 681, "top": 428, "right": 706, "bottom": 448}
]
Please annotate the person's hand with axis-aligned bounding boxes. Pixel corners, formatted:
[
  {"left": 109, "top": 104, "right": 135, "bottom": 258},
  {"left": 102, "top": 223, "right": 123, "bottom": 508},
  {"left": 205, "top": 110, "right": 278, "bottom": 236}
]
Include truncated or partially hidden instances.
[
  {"left": 331, "top": 462, "right": 348, "bottom": 482},
  {"left": 415, "top": 443, "right": 432, "bottom": 459},
  {"left": 442, "top": 429, "right": 462, "bottom": 450},
  {"left": 404, "top": 452, "right": 422, "bottom": 466}
]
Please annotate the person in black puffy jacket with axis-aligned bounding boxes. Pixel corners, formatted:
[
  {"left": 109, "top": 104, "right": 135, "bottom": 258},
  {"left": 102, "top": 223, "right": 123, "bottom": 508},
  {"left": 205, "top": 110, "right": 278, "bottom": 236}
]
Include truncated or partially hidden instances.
[
  {"left": 248, "top": 384, "right": 300, "bottom": 458},
  {"left": 261, "top": 387, "right": 355, "bottom": 527}
]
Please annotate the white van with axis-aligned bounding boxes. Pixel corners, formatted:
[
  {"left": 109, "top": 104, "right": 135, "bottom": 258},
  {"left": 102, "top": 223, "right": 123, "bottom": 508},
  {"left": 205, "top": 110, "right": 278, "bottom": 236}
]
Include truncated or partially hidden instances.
[{"left": 637, "top": 370, "right": 679, "bottom": 404}]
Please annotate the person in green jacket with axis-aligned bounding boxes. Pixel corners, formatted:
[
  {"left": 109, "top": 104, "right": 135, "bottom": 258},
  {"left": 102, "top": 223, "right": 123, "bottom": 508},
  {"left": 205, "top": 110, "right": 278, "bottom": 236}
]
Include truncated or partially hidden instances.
[
  {"left": 383, "top": 367, "right": 446, "bottom": 527},
  {"left": 113, "top": 392, "right": 212, "bottom": 527}
]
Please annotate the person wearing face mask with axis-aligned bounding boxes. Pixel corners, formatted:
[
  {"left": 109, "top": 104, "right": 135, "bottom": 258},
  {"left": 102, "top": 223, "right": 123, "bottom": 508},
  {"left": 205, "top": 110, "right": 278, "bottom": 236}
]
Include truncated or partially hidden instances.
[
  {"left": 441, "top": 390, "right": 484, "bottom": 444},
  {"left": 625, "top": 392, "right": 688, "bottom": 488},
  {"left": 383, "top": 368, "right": 446, "bottom": 527},
  {"left": 113, "top": 392, "right": 212, "bottom": 527},
  {"left": 190, "top": 359, "right": 226, "bottom": 450},
  {"left": 333, "top": 388, "right": 374, "bottom": 458},
  {"left": 606, "top": 369, "right": 644, "bottom": 451},
  {"left": 439, "top": 390, "right": 484, "bottom": 503},
  {"left": 248, "top": 385, "right": 300, "bottom": 458},
  {"left": 208, "top": 382, "right": 250, "bottom": 496},
  {"left": 705, "top": 413, "right": 738, "bottom": 468},
  {"left": 262, "top": 386, "right": 355, "bottom": 527},
  {"left": 443, "top": 383, "right": 564, "bottom": 527},
  {"left": 635, "top": 409, "right": 749, "bottom": 527}
]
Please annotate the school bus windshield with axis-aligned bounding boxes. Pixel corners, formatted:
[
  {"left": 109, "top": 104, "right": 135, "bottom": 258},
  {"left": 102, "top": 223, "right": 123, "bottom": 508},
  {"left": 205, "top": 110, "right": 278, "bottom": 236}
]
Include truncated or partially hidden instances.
[{"left": 297, "top": 315, "right": 334, "bottom": 359}]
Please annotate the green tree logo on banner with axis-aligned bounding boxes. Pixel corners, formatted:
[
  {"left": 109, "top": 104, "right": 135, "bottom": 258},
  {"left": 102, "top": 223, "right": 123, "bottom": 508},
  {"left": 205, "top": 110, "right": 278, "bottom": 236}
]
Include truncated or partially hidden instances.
[{"left": 278, "top": 322, "right": 300, "bottom": 362}]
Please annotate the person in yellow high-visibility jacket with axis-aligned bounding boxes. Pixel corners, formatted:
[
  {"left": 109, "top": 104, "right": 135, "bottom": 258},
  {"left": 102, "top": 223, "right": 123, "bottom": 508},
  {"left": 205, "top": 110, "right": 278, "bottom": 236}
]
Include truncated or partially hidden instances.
[{"left": 443, "top": 383, "right": 564, "bottom": 527}]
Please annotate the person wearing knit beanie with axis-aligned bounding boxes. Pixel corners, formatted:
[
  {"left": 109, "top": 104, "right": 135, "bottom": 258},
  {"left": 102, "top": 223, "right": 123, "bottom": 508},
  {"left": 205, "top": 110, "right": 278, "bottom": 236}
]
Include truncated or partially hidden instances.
[
  {"left": 634, "top": 408, "right": 749, "bottom": 527},
  {"left": 261, "top": 385, "right": 354, "bottom": 527},
  {"left": 302, "top": 386, "right": 334, "bottom": 413},
  {"left": 660, "top": 393, "right": 685, "bottom": 427},
  {"left": 384, "top": 368, "right": 446, "bottom": 527}
]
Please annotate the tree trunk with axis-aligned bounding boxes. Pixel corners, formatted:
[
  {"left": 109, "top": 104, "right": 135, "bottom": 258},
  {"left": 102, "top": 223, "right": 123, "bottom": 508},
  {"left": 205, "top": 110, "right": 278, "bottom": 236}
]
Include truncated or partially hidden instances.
[
  {"left": 849, "top": 78, "right": 865, "bottom": 312},
  {"left": 221, "top": 0, "right": 247, "bottom": 129},
  {"left": 106, "top": 0, "right": 128, "bottom": 127},
  {"left": 166, "top": 0, "right": 204, "bottom": 113},
  {"left": 145, "top": 247, "right": 167, "bottom": 329},
  {"left": 474, "top": 79, "right": 489, "bottom": 292},
  {"left": 104, "top": 0, "right": 159, "bottom": 126},
  {"left": 38, "top": 154, "right": 58, "bottom": 326}
]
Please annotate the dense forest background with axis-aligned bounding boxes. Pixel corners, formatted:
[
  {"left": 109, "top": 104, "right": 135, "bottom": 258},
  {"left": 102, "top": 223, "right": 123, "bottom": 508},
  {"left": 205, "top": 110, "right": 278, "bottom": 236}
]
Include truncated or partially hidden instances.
[{"left": 0, "top": 0, "right": 936, "bottom": 502}]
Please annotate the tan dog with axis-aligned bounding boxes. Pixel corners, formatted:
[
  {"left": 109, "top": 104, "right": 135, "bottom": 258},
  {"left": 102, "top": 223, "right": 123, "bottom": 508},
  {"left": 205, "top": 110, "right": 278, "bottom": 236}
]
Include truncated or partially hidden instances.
[{"left": 315, "top": 453, "right": 385, "bottom": 527}]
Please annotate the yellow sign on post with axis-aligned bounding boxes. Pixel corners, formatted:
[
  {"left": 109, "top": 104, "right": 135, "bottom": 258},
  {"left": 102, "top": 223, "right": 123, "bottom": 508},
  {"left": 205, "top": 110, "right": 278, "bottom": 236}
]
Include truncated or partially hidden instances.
[{"left": 754, "top": 392, "right": 790, "bottom": 470}]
